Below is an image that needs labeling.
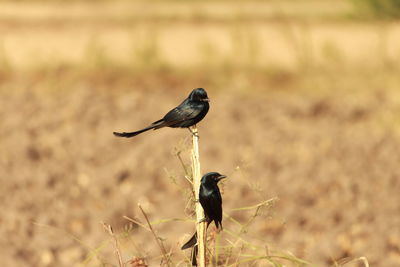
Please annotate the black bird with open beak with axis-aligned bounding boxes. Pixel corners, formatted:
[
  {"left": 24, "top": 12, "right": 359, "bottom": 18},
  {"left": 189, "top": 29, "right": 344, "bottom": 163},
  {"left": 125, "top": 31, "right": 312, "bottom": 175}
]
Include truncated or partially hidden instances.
[
  {"left": 113, "top": 88, "right": 210, "bottom": 138},
  {"left": 182, "top": 172, "right": 227, "bottom": 266}
]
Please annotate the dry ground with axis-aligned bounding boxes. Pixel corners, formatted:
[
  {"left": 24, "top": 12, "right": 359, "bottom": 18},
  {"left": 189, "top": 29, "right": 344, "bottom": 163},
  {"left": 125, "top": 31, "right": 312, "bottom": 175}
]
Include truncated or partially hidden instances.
[{"left": 1, "top": 1, "right": 400, "bottom": 266}]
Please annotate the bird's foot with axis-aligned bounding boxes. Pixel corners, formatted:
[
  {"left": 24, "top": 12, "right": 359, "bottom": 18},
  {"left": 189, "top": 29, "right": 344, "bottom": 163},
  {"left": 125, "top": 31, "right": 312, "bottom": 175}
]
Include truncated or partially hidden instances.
[
  {"left": 197, "top": 218, "right": 207, "bottom": 224},
  {"left": 188, "top": 127, "right": 199, "bottom": 138}
]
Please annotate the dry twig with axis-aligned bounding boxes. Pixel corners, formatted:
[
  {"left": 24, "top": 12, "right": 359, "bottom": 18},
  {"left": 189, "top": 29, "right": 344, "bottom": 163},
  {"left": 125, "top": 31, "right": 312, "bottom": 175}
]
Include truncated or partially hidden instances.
[
  {"left": 138, "top": 204, "right": 172, "bottom": 267},
  {"left": 102, "top": 222, "right": 124, "bottom": 267}
]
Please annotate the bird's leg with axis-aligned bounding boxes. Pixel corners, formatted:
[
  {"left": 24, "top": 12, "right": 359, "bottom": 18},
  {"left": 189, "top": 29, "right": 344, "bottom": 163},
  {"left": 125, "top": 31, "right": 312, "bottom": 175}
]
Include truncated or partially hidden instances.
[{"left": 188, "top": 127, "right": 199, "bottom": 138}]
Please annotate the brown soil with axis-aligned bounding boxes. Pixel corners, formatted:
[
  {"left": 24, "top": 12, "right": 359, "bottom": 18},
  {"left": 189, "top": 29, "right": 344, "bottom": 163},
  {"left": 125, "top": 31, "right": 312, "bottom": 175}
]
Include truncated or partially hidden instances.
[{"left": 1, "top": 1, "right": 400, "bottom": 266}]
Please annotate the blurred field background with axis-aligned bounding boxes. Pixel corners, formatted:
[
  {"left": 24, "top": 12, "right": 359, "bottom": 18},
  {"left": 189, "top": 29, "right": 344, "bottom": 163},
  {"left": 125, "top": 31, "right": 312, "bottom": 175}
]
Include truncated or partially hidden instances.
[{"left": 1, "top": 0, "right": 400, "bottom": 266}]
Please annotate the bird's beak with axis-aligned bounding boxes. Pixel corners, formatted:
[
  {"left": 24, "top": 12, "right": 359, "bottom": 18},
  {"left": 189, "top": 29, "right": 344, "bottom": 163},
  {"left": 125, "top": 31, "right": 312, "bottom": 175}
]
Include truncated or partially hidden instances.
[
  {"left": 203, "top": 98, "right": 210, "bottom": 102},
  {"left": 216, "top": 175, "right": 226, "bottom": 182}
]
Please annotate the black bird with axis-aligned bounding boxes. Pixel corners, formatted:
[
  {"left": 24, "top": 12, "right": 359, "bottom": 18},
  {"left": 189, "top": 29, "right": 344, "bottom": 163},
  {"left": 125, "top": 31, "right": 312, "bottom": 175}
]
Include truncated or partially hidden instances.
[
  {"left": 113, "top": 88, "right": 209, "bottom": 138},
  {"left": 199, "top": 172, "right": 225, "bottom": 229},
  {"left": 182, "top": 172, "right": 226, "bottom": 265}
]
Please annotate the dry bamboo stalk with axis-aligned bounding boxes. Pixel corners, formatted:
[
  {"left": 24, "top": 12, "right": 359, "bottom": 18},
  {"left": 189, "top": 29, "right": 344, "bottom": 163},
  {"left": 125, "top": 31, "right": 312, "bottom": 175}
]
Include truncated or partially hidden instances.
[{"left": 191, "top": 126, "right": 206, "bottom": 267}]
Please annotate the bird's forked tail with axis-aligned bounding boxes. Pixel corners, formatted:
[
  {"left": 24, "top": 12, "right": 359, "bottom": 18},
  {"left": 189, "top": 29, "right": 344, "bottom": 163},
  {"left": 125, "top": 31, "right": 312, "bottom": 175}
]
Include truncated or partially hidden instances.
[
  {"left": 113, "top": 119, "right": 166, "bottom": 138},
  {"left": 181, "top": 232, "right": 197, "bottom": 250}
]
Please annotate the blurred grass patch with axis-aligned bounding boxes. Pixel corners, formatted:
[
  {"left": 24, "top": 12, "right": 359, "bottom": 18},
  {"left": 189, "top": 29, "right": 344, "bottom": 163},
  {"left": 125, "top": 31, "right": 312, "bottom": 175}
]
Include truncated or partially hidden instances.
[{"left": 351, "top": 0, "right": 400, "bottom": 18}]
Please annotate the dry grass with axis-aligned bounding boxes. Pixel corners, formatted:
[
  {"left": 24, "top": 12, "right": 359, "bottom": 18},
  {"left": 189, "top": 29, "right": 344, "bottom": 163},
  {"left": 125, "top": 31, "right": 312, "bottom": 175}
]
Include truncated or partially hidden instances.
[{"left": 1, "top": 0, "right": 400, "bottom": 266}]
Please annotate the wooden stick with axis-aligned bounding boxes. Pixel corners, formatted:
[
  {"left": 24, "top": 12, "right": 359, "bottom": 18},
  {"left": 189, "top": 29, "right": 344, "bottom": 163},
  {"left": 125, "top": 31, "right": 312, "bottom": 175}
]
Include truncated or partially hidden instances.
[{"left": 191, "top": 126, "right": 206, "bottom": 267}]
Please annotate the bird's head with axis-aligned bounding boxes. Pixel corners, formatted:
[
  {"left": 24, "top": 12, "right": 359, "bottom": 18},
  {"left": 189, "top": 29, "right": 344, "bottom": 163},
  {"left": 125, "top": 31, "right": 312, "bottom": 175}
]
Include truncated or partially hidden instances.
[
  {"left": 188, "top": 88, "right": 209, "bottom": 102},
  {"left": 201, "top": 172, "right": 227, "bottom": 185}
]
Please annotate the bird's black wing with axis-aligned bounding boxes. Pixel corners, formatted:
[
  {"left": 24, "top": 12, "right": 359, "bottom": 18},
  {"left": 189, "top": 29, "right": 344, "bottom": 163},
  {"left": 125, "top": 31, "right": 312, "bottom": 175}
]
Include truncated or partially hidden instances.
[
  {"left": 201, "top": 189, "right": 223, "bottom": 229},
  {"left": 160, "top": 102, "right": 203, "bottom": 127},
  {"left": 211, "top": 189, "right": 223, "bottom": 227}
]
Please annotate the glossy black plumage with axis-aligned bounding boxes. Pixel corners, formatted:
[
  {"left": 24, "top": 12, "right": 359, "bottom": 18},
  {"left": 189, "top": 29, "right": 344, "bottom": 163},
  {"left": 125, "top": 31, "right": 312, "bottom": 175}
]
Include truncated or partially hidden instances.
[
  {"left": 113, "top": 88, "right": 209, "bottom": 138},
  {"left": 199, "top": 172, "right": 225, "bottom": 229},
  {"left": 181, "top": 172, "right": 226, "bottom": 265}
]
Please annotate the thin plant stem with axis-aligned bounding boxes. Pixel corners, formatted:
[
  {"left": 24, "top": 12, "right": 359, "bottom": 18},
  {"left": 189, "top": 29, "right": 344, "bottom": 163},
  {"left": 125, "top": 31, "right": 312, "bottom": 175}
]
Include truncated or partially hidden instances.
[
  {"left": 138, "top": 204, "right": 172, "bottom": 267},
  {"left": 102, "top": 222, "right": 124, "bottom": 267}
]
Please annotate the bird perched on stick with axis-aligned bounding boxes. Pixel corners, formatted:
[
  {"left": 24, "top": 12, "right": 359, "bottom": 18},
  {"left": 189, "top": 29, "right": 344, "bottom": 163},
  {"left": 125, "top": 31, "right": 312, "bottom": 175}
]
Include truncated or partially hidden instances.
[
  {"left": 182, "top": 172, "right": 226, "bottom": 266},
  {"left": 113, "top": 88, "right": 209, "bottom": 138}
]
